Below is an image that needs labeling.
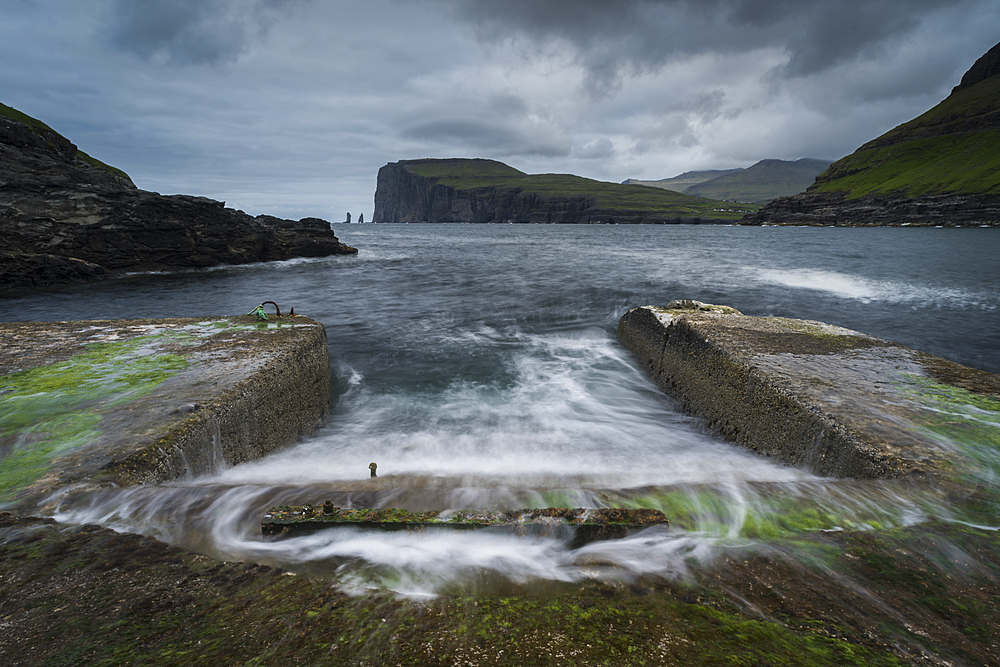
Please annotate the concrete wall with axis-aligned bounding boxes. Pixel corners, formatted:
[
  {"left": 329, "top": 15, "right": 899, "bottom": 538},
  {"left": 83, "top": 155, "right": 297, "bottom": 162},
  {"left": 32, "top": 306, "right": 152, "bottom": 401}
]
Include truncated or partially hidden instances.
[
  {"left": 0, "top": 316, "right": 331, "bottom": 512},
  {"left": 617, "top": 303, "right": 990, "bottom": 480}
]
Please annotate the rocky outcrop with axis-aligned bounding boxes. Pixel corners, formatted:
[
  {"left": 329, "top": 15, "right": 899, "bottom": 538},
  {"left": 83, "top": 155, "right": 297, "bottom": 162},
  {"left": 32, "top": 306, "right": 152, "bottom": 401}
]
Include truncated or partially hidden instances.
[
  {"left": 374, "top": 159, "right": 734, "bottom": 224},
  {"left": 740, "top": 190, "right": 1000, "bottom": 226},
  {"left": 0, "top": 112, "right": 357, "bottom": 293},
  {"left": 954, "top": 40, "right": 1000, "bottom": 93}
]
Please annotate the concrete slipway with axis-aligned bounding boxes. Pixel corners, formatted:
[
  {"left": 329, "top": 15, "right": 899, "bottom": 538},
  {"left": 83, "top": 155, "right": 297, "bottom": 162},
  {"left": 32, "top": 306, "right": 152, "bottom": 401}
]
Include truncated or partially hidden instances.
[
  {"left": 617, "top": 300, "right": 1000, "bottom": 482},
  {"left": 3, "top": 307, "right": 1000, "bottom": 664},
  {"left": 3, "top": 304, "right": 999, "bottom": 512},
  {"left": 0, "top": 314, "right": 330, "bottom": 513}
]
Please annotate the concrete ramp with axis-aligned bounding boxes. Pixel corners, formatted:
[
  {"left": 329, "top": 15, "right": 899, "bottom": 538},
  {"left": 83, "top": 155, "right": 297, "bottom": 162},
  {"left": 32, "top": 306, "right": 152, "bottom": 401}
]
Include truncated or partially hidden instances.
[
  {"left": 617, "top": 302, "right": 1000, "bottom": 480},
  {"left": 0, "top": 315, "right": 331, "bottom": 512}
]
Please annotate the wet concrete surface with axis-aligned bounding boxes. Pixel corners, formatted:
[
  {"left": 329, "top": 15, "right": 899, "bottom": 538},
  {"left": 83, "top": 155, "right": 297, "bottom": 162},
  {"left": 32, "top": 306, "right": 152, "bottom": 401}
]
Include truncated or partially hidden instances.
[
  {"left": 0, "top": 315, "right": 331, "bottom": 512},
  {"left": 617, "top": 302, "right": 1000, "bottom": 480}
]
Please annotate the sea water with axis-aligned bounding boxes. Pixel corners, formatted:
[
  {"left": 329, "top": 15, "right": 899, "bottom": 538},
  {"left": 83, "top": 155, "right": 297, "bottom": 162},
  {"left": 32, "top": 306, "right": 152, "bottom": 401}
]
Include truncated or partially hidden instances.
[{"left": 4, "top": 224, "right": 998, "bottom": 596}]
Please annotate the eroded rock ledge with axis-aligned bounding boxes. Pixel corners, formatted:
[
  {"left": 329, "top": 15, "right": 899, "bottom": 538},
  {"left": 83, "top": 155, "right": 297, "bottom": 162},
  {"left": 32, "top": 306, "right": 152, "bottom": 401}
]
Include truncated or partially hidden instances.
[
  {"left": 618, "top": 301, "right": 1000, "bottom": 479},
  {"left": 738, "top": 190, "right": 1000, "bottom": 227}
]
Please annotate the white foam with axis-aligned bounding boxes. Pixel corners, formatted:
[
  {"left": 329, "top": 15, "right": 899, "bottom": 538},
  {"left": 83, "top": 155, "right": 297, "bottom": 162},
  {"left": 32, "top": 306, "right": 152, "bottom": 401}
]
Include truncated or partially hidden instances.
[
  {"left": 750, "top": 267, "right": 997, "bottom": 308},
  {"left": 215, "top": 327, "right": 812, "bottom": 489}
]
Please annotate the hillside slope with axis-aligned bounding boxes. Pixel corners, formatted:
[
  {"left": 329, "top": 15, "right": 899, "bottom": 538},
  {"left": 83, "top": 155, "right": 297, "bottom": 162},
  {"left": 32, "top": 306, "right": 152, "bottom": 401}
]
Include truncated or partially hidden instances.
[
  {"left": 373, "top": 158, "right": 757, "bottom": 224},
  {"left": 742, "top": 41, "right": 1000, "bottom": 226},
  {"left": 1, "top": 104, "right": 357, "bottom": 293},
  {"left": 622, "top": 169, "right": 742, "bottom": 193},
  {"left": 684, "top": 158, "right": 831, "bottom": 203}
]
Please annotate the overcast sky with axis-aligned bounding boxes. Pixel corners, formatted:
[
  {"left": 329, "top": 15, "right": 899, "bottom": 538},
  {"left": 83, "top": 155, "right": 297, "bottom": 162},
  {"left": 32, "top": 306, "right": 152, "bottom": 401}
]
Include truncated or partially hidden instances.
[{"left": 2, "top": 0, "right": 998, "bottom": 221}]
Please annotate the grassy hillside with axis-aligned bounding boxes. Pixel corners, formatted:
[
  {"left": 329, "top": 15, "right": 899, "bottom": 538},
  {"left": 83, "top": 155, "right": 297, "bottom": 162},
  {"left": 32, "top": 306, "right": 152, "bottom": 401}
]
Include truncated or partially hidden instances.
[
  {"left": 623, "top": 169, "right": 743, "bottom": 193},
  {"left": 811, "top": 74, "right": 1000, "bottom": 199},
  {"left": 684, "top": 158, "right": 831, "bottom": 203},
  {"left": 403, "top": 159, "right": 758, "bottom": 219},
  {"left": 0, "top": 102, "right": 132, "bottom": 183}
]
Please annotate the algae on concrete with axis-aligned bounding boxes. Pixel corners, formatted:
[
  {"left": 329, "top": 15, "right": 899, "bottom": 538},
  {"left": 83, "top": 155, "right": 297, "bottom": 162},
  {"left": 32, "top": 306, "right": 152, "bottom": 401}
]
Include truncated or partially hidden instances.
[
  {"left": 5, "top": 510, "right": 999, "bottom": 666},
  {"left": 616, "top": 302, "right": 994, "bottom": 480},
  {"left": 0, "top": 315, "right": 331, "bottom": 512},
  {"left": 0, "top": 334, "right": 190, "bottom": 502}
]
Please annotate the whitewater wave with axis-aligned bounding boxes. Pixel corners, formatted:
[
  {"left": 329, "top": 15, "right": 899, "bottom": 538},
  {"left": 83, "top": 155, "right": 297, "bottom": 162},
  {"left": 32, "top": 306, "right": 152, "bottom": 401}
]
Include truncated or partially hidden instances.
[{"left": 750, "top": 267, "right": 996, "bottom": 308}]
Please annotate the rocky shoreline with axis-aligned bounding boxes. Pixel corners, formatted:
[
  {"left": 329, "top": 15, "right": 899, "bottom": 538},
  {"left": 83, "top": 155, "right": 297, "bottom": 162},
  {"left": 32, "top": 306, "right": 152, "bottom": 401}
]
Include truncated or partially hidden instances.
[
  {"left": 738, "top": 190, "right": 1000, "bottom": 227},
  {"left": 0, "top": 113, "right": 357, "bottom": 294}
]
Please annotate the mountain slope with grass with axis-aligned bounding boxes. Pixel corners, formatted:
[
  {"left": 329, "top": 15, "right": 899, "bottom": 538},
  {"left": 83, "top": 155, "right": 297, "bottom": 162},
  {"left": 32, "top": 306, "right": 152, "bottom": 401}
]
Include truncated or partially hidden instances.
[
  {"left": 623, "top": 168, "right": 743, "bottom": 193},
  {"left": 741, "top": 41, "right": 1000, "bottom": 226},
  {"left": 374, "top": 158, "right": 758, "bottom": 224},
  {"left": 684, "top": 158, "right": 831, "bottom": 203}
]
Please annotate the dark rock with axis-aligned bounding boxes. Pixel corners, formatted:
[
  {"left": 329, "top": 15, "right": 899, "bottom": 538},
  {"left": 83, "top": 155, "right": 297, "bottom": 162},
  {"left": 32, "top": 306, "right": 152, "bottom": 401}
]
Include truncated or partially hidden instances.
[
  {"left": 0, "top": 111, "right": 357, "bottom": 294},
  {"left": 0, "top": 251, "right": 108, "bottom": 290},
  {"left": 740, "top": 190, "right": 1000, "bottom": 227},
  {"left": 954, "top": 40, "right": 1000, "bottom": 93}
]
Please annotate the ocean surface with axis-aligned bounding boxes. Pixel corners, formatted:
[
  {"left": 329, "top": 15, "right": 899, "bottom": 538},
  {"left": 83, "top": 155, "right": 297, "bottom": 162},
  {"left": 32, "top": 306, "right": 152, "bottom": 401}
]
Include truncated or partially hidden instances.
[{"left": 3, "top": 223, "right": 999, "bottom": 596}]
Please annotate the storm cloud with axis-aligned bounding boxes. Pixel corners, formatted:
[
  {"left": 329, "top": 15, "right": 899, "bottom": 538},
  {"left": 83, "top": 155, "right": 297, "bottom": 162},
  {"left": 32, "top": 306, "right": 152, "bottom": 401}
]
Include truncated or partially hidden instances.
[
  {"left": 107, "top": 0, "right": 301, "bottom": 65},
  {"left": 0, "top": 0, "right": 996, "bottom": 221}
]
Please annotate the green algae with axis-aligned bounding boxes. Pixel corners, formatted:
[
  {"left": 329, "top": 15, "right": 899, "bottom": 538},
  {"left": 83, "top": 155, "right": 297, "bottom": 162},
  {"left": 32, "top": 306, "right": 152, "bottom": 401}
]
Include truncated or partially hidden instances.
[
  {"left": 603, "top": 486, "right": 911, "bottom": 541},
  {"left": 263, "top": 506, "right": 668, "bottom": 538},
  {"left": 898, "top": 374, "right": 1000, "bottom": 488},
  {"left": 0, "top": 334, "right": 190, "bottom": 501},
  {"left": 6, "top": 513, "right": 1000, "bottom": 665},
  {"left": 0, "top": 413, "right": 103, "bottom": 501}
]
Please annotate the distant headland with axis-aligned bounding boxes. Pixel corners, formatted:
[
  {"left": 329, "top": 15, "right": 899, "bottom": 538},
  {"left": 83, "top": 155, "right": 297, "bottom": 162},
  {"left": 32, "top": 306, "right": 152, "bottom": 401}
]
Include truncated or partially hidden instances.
[{"left": 372, "top": 158, "right": 758, "bottom": 224}]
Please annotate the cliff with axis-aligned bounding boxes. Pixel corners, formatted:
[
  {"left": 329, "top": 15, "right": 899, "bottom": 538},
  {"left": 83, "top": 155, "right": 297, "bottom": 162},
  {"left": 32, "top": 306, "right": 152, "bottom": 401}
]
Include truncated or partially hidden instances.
[
  {"left": 373, "top": 158, "right": 756, "bottom": 224},
  {"left": 0, "top": 104, "right": 357, "bottom": 293},
  {"left": 741, "top": 41, "right": 1000, "bottom": 226}
]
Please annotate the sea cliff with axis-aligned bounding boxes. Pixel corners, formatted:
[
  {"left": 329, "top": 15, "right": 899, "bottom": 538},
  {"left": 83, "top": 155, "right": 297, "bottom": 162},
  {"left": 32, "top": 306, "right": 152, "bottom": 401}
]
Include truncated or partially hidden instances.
[{"left": 374, "top": 158, "right": 752, "bottom": 223}]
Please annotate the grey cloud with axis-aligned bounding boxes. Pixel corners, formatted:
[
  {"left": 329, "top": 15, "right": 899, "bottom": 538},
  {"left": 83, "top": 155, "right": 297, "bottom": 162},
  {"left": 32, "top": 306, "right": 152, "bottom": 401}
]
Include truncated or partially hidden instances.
[
  {"left": 401, "top": 117, "right": 571, "bottom": 158},
  {"left": 450, "top": 0, "right": 977, "bottom": 94},
  {"left": 108, "top": 0, "right": 300, "bottom": 65},
  {"left": 575, "top": 137, "right": 615, "bottom": 159}
]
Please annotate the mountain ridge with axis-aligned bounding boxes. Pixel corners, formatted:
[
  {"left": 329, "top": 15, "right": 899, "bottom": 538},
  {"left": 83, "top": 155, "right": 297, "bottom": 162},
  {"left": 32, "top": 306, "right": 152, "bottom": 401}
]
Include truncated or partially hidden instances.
[
  {"left": 742, "top": 41, "right": 1000, "bottom": 226},
  {"left": 624, "top": 158, "right": 830, "bottom": 203}
]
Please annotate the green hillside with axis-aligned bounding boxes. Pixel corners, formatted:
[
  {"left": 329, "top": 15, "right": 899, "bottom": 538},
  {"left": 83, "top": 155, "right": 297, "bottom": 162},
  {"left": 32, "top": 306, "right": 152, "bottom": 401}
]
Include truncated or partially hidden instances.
[
  {"left": 811, "top": 73, "right": 1000, "bottom": 199},
  {"left": 0, "top": 102, "right": 131, "bottom": 183},
  {"left": 685, "top": 158, "right": 831, "bottom": 203},
  {"left": 623, "top": 169, "right": 743, "bottom": 193},
  {"left": 404, "top": 159, "right": 758, "bottom": 219}
]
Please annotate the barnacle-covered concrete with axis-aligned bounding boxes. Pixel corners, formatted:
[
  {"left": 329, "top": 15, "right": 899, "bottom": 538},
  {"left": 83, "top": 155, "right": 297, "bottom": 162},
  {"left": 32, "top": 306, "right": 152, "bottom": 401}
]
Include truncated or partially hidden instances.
[
  {"left": 0, "top": 315, "right": 330, "bottom": 512},
  {"left": 617, "top": 301, "right": 1000, "bottom": 480}
]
